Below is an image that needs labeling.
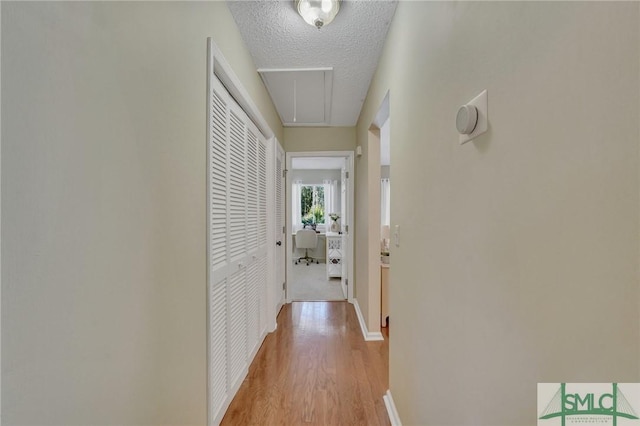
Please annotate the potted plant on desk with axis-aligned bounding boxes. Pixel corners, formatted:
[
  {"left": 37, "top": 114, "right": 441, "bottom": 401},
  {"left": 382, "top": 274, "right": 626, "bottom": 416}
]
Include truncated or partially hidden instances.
[
  {"left": 329, "top": 213, "right": 340, "bottom": 232},
  {"left": 302, "top": 215, "right": 315, "bottom": 231}
]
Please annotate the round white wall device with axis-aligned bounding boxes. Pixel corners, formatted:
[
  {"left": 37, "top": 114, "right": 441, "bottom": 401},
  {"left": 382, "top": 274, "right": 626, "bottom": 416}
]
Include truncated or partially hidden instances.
[{"left": 456, "top": 104, "right": 478, "bottom": 135}]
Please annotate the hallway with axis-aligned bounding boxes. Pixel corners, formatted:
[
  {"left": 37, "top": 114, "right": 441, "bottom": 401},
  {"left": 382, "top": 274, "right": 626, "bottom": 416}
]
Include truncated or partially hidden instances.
[{"left": 221, "top": 302, "right": 390, "bottom": 425}]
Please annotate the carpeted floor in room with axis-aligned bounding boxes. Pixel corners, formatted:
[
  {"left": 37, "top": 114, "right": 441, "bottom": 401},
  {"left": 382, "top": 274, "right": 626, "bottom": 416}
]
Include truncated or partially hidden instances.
[{"left": 288, "top": 262, "right": 346, "bottom": 301}]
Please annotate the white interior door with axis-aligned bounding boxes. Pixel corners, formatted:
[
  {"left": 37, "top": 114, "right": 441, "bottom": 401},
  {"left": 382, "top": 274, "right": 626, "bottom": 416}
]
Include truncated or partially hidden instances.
[
  {"left": 340, "top": 165, "right": 349, "bottom": 298},
  {"left": 275, "top": 143, "right": 286, "bottom": 309}
]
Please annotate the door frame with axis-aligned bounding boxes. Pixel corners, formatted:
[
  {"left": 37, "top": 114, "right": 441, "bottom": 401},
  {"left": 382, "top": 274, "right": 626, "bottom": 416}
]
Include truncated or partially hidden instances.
[
  {"left": 268, "top": 139, "right": 286, "bottom": 329},
  {"left": 285, "top": 150, "right": 355, "bottom": 303}
]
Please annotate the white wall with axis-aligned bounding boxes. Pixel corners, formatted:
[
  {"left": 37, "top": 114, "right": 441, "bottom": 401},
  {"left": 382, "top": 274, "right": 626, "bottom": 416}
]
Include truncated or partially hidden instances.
[
  {"left": 1, "top": 2, "right": 282, "bottom": 424},
  {"left": 357, "top": 2, "right": 640, "bottom": 424},
  {"left": 290, "top": 169, "right": 341, "bottom": 185}
]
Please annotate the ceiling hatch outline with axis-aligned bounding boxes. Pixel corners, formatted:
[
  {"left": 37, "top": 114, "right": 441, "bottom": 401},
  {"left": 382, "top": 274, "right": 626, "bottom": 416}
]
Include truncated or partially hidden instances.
[{"left": 258, "top": 67, "right": 333, "bottom": 127}]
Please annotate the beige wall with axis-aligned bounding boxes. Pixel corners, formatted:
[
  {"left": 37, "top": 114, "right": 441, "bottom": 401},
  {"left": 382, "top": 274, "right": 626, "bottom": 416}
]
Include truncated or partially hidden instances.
[
  {"left": 1, "top": 2, "right": 281, "bottom": 424},
  {"left": 354, "top": 128, "right": 382, "bottom": 331},
  {"left": 357, "top": 2, "right": 640, "bottom": 424},
  {"left": 284, "top": 126, "right": 356, "bottom": 152}
]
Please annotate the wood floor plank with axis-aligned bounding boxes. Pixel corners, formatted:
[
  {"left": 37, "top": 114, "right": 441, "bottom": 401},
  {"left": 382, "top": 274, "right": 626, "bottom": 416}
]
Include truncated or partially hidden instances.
[{"left": 220, "top": 301, "right": 390, "bottom": 426}]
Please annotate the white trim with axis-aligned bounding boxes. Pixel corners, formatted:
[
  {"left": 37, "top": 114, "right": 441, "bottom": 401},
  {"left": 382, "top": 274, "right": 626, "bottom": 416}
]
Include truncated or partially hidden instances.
[
  {"left": 285, "top": 151, "right": 355, "bottom": 303},
  {"left": 272, "top": 300, "right": 285, "bottom": 332},
  {"left": 257, "top": 67, "right": 333, "bottom": 73},
  {"left": 383, "top": 390, "right": 402, "bottom": 426},
  {"left": 206, "top": 39, "right": 213, "bottom": 426},
  {"left": 0, "top": 2, "right": 3, "bottom": 419},
  {"left": 373, "top": 91, "right": 390, "bottom": 129},
  {"left": 209, "top": 42, "right": 273, "bottom": 140},
  {"left": 352, "top": 299, "right": 384, "bottom": 341}
]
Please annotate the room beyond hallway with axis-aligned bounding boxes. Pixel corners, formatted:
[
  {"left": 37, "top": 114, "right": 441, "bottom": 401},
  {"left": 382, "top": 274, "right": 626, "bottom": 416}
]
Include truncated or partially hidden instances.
[
  {"left": 289, "top": 261, "right": 346, "bottom": 301},
  {"left": 220, "top": 302, "right": 390, "bottom": 425}
]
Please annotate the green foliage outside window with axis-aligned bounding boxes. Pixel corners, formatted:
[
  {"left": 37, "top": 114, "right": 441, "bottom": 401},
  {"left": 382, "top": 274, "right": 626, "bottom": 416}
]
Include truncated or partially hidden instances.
[{"left": 300, "top": 185, "right": 325, "bottom": 224}]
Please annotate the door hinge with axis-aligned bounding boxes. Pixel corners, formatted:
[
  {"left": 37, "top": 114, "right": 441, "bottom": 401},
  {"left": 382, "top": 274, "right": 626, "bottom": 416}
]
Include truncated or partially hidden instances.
[
  {"left": 282, "top": 226, "right": 286, "bottom": 234},
  {"left": 345, "top": 225, "right": 349, "bottom": 233},
  {"left": 345, "top": 279, "right": 348, "bottom": 286},
  {"left": 345, "top": 171, "right": 349, "bottom": 179},
  {"left": 282, "top": 282, "right": 286, "bottom": 290},
  {"left": 282, "top": 169, "right": 288, "bottom": 178}
]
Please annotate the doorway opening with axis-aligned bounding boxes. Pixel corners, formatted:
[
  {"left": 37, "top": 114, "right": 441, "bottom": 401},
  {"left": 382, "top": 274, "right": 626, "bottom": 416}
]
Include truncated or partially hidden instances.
[
  {"left": 285, "top": 151, "right": 355, "bottom": 302},
  {"left": 379, "top": 105, "right": 391, "bottom": 330}
]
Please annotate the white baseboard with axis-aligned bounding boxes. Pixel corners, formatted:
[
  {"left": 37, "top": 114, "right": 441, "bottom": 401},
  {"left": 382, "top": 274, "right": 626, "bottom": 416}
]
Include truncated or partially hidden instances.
[
  {"left": 352, "top": 299, "right": 384, "bottom": 341},
  {"left": 383, "top": 389, "right": 402, "bottom": 426}
]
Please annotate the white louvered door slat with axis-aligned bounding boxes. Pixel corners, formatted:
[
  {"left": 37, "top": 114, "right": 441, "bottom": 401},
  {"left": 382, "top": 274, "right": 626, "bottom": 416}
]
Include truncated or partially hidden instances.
[
  {"left": 257, "top": 137, "right": 268, "bottom": 331},
  {"left": 258, "top": 138, "right": 267, "bottom": 249},
  {"left": 210, "top": 89, "right": 229, "bottom": 274},
  {"left": 245, "top": 260, "right": 259, "bottom": 357},
  {"left": 208, "top": 280, "right": 227, "bottom": 416},
  {"left": 246, "top": 129, "right": 259, "bottom": 253},
  {"left": 208, "top": 76, "right": 230, "bottom": 422},
  {"left": 258, "top": 256, "right": 268, "bottom": 335},
  {"left": 228, "top": 109, "right": 246, "bottom": 262},
  {"left": 227, "top": 267, "right": 247, "bottom": 386},
  {"left": 246, "top": 124, "right": 263, "bottom": 355}
]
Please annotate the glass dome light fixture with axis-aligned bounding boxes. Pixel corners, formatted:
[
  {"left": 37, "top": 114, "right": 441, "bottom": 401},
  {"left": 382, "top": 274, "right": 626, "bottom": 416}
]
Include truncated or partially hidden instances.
[{"left": 295, "top": 0, "right": 341, "bottom": 30}]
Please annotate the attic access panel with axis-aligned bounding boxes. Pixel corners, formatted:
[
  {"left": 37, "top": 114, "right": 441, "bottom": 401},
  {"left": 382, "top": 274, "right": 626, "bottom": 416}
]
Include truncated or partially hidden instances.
[{"left": 258, "top": 68, "right": 333, "bottom": 126}]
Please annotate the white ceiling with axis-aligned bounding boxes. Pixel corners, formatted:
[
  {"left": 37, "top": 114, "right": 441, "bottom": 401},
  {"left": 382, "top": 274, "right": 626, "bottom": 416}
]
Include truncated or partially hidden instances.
[
  {"left": 227, "top": 0, "right": 398, "bottom": 127},
  {"left": 291, "top": 157, "right": 345, "bottom": 170},
  {"left": 259, "top": 68, "right": 333, "bottom": 126}
]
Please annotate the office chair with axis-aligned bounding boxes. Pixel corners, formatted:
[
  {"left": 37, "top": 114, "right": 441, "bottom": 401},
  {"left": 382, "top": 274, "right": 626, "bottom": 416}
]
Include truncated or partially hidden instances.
[{"left": 295, "top": 229, "right": 319, "bottom": 265}]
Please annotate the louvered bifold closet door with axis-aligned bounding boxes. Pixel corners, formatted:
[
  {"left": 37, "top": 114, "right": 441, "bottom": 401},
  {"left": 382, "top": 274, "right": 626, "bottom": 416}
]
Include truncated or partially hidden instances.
[
  {"left": 245, "top": 125, "right": 260, "bottom": 357},
  {"left": 208, "top": 77, "right": 230, "bottom": 420},
  {"left": 258, "top": 138, "right": 269, "bottom": 334},
  {"left": 208, "top": 57, "right": 272, "bottom": 423},
  {"left": 227, "top": 101, "right": 248, "bottom": 388}
]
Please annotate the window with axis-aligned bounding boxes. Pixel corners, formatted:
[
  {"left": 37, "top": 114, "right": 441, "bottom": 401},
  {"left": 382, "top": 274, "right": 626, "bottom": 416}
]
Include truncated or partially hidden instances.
[
  {"left": 300, "top": 184, "right": 325, "bottom": 225},
  {"left": 381, "top": 178, "right": 390, "bottom": 227},
  {"left": 292, "top": 179, "right": 337, "bottom": 232}
]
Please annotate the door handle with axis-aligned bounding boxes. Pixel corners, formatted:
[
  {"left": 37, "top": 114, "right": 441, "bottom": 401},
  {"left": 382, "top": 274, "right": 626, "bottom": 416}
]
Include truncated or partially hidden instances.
[{"left": 276, "top": 241, "right": 282, "bottom": 246}]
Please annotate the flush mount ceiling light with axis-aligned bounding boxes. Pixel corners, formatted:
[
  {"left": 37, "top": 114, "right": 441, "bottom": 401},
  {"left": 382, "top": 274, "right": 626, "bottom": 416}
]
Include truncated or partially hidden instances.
[{"left": 295, "top": 0, "right": 340, "bottom": 29}]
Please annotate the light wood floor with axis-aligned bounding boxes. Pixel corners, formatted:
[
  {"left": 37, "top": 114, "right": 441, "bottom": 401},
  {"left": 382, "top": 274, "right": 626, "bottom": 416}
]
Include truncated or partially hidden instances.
[{"left": 221, "top": 301, "right": 390, "bottom": 425}]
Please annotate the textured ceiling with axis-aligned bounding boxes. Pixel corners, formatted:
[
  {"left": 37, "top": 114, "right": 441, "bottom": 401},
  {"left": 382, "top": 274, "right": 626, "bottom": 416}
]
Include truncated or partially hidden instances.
[{"left": 227, "top": 0, "right": 397, "bottom": 127}]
